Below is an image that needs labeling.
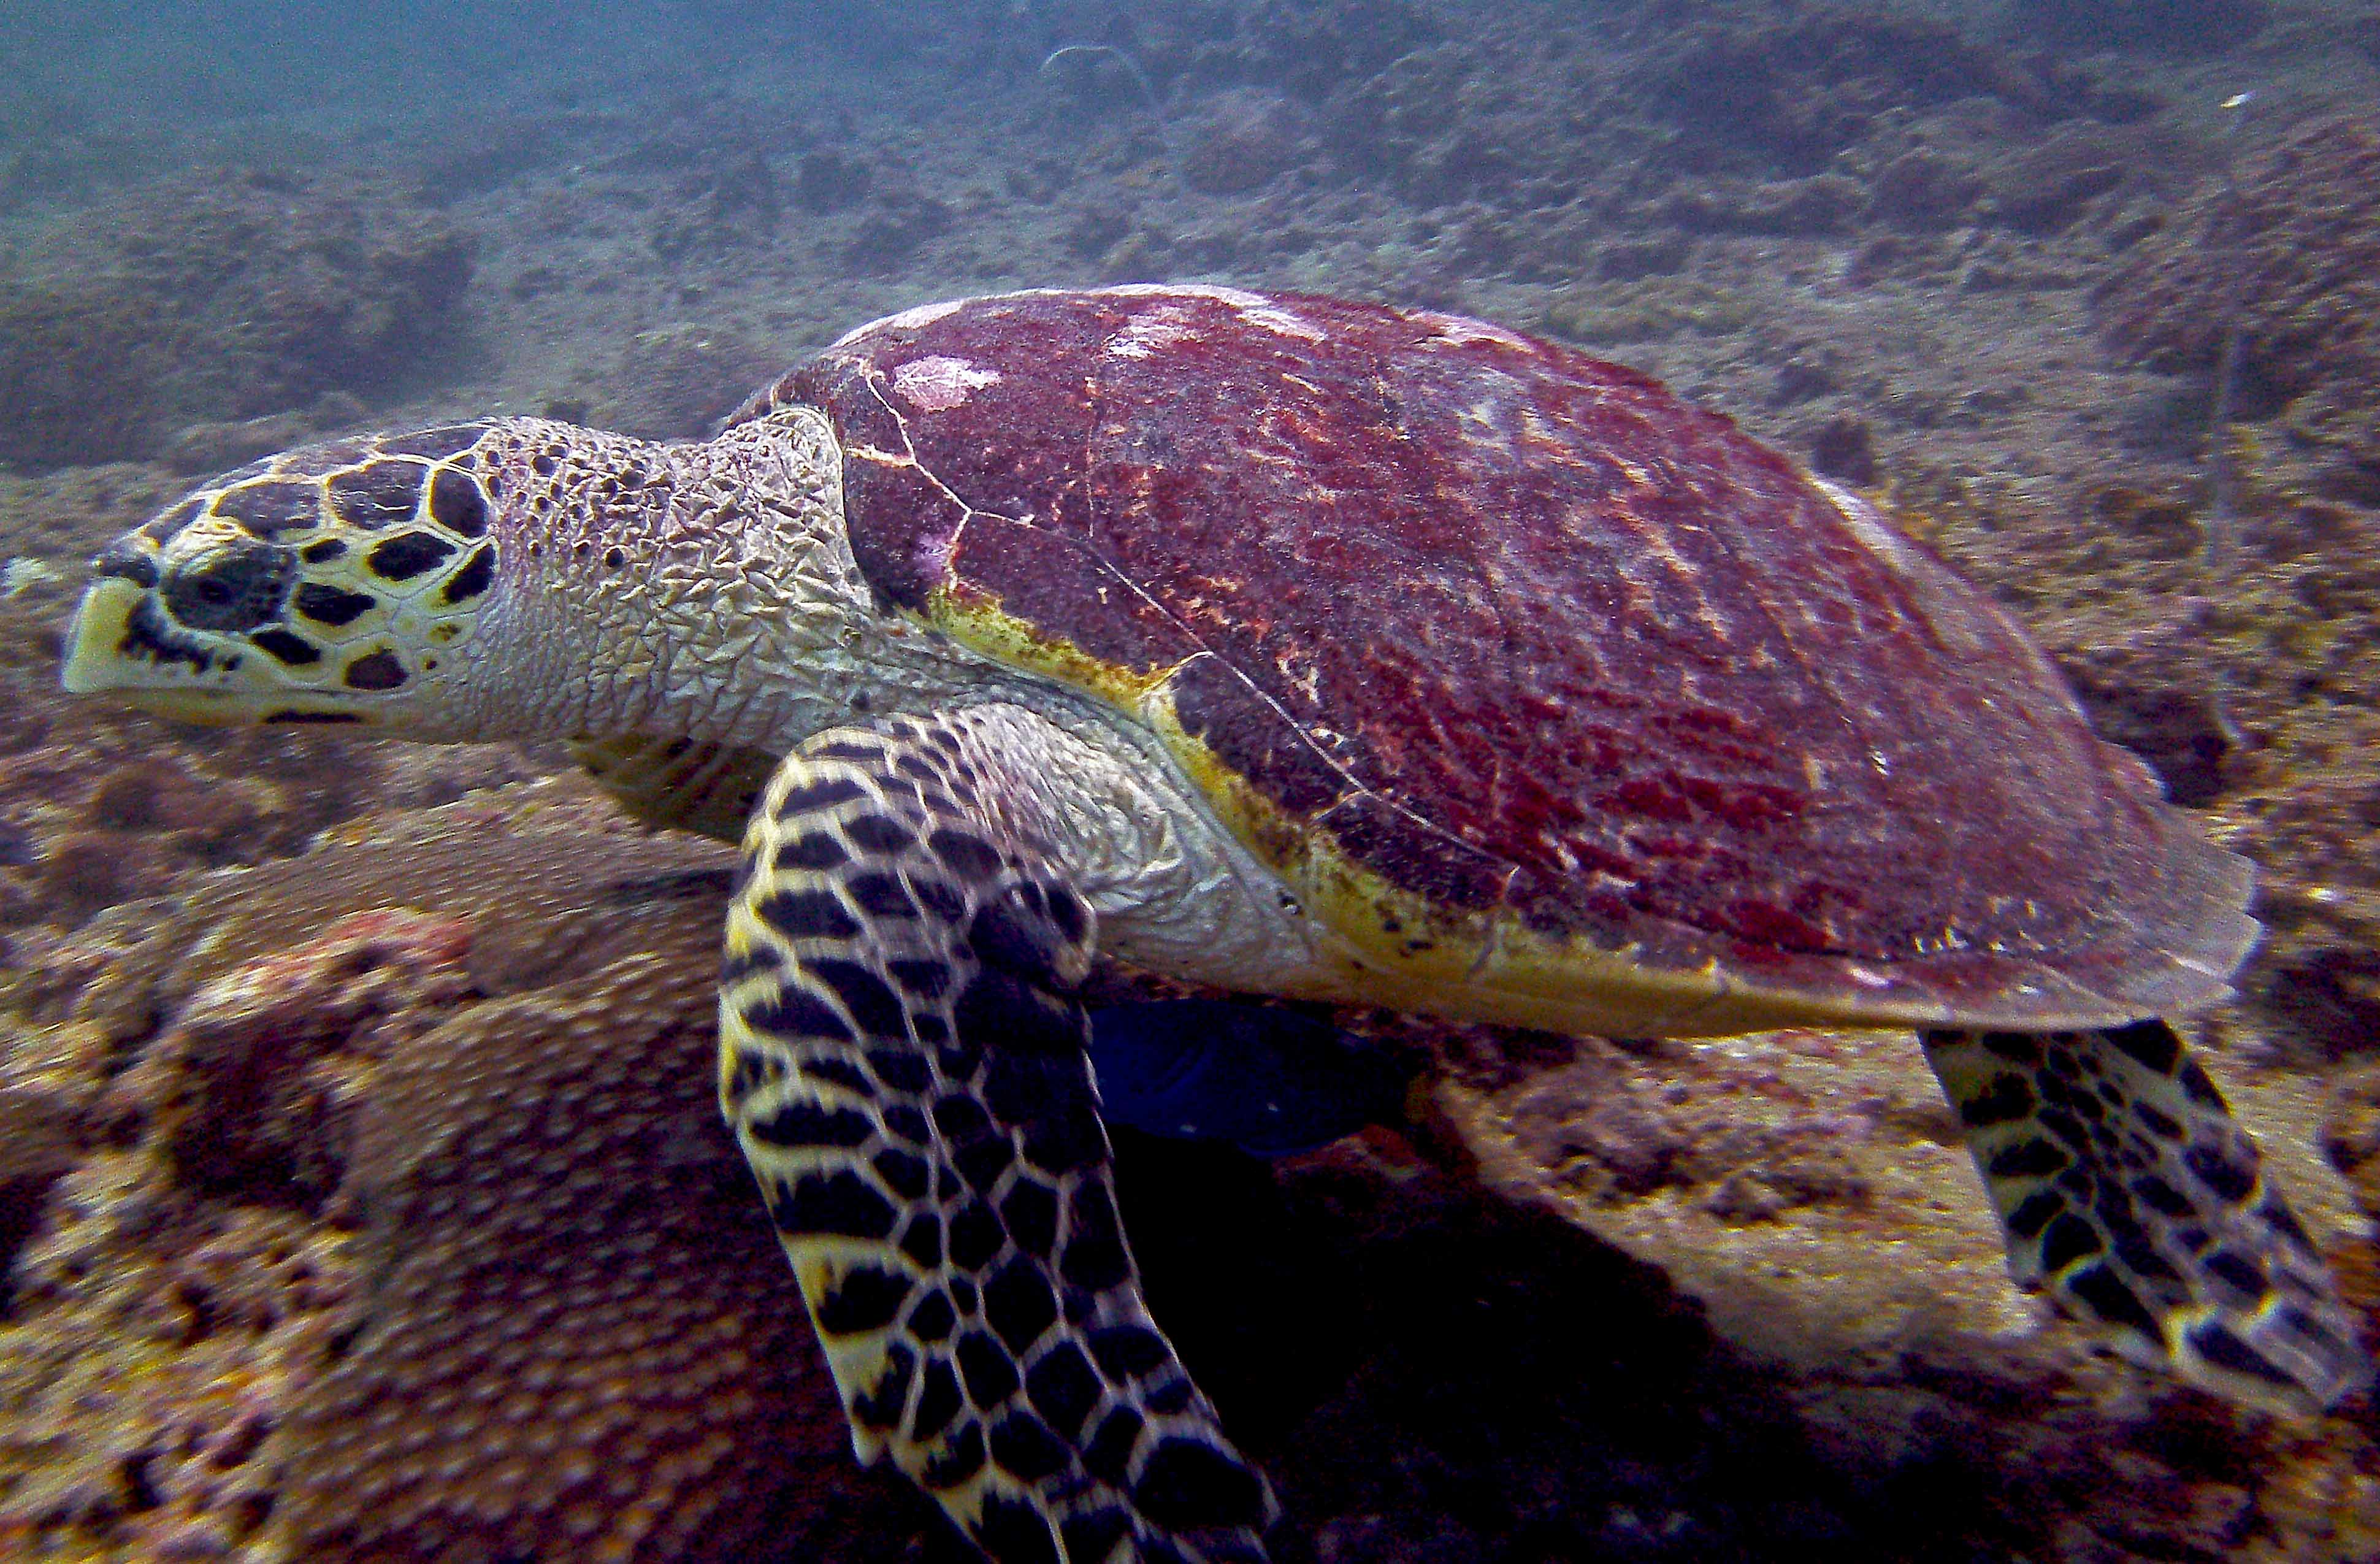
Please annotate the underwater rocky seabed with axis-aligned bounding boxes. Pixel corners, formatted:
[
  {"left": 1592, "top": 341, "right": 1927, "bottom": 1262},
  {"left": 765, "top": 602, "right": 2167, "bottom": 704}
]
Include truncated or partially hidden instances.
[{"left": 0, "top": 0, "right": 2378, "bottom": 1557}]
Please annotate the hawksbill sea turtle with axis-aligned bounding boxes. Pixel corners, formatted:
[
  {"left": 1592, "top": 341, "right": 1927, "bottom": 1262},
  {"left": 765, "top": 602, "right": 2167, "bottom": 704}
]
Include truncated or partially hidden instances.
[{"left": 59, "top": 285, "right": 2370, "bottom": 1563}]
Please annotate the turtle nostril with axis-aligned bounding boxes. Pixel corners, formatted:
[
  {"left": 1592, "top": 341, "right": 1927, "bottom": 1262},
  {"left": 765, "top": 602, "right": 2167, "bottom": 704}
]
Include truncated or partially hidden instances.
[{"left": 93, "top": 542, "right": 160, "bottom": 589}]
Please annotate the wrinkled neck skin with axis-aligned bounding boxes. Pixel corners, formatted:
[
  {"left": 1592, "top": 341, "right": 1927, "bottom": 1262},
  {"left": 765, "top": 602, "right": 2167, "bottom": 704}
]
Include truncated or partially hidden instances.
[{"left": 445, "top": 408, "right": 965, "bottom": 753}]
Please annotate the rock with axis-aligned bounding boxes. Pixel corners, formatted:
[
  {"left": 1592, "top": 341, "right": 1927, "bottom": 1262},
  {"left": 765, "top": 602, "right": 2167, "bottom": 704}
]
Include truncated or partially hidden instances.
[
  {"left": 1062, "top": 204, "right": 1135, "bottom": 261},
  {"left": 2059, "top": 662, "right": 2230, "bottom": 808},
  {"left": 649, "top": 152, "right": 783, "bottom": 263},
  {"left": 1542, "top": 278, "right": 1753, "bottom": 345},
  {"left": 0, "top": 1081, "right": 80, "bottom": 1306},
  {"left": 1647, "top": 2, "right": 2090, "bottom": 171},
  {"left": 161, "top": 412, "right": 329, "bottom": 478},
  {"left": 1772, "top": 355, "right": 1837, "bottom": 405},
  {"left": 1594, "top": 235, "right": 1693, "bottom": 282},
  {"left": 844, "top": 185, "right": 955, "bottom": 274},
  {"left": 1232, "top": 0, "right": 1439, "bottom": 99},
  {"left": 1981, "top": 126, "right": 2137, "bottom": 232},
  {"left": 0, "top": 276, "right": 166, "bottom": 470},
  {"left": 1318, "top": 43, "right": 1525, "bottom": 206}
]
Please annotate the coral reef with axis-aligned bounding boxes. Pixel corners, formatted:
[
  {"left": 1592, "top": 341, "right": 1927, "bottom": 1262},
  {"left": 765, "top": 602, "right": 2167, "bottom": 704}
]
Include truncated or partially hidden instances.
[
  {"left": 2, "top": 1, "right": 2378, "bottom": 1558},
  {"left": 1639, "top": 0, "right": 2126, "bottom": 173},
  {"left": 0, "top": 172, "right": 474, "bottom": 472},
  {"left": 2097, "top": 116, "right": 2380, "bottom": 504},
  {"left": 267, "top": 841, "right": 936, "bottom": 1563},
  {"left": 4, "top": 784, "right": 2373, "bottom": 1558},
  {"left": 0, "top": 579, "right": 548, "bottom": 947},
  {"left": 0, "top": 909, "right": 459, "bottom": 1556},
  {"left": 0, "top": 807, "right": 949, "bottom": 1561},
  {"left": 2001, "top": 0, "right": 2273, "bottom": 53},
  {"left": 599, "top": 326, "right": 789, "bottom": 442},
  {"left": 1175, "top": 90, "right": 1315, "bottom": 196}
]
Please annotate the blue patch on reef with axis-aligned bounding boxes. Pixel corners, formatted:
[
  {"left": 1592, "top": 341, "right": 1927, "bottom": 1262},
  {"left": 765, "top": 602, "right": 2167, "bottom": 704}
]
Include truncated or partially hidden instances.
[{"left": 1087, "top": 999, "right": 1412, "bottom": 1157}]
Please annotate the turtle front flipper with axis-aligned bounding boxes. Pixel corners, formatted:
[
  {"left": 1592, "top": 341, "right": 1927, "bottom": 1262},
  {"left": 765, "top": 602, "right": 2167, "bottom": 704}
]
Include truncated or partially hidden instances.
[
  {"left": 1921, "top": 1022, "right": 2370, "bottom": 1413},
  {"left": 719, "top": 710, "right": 1277, "bottom": 1564}
]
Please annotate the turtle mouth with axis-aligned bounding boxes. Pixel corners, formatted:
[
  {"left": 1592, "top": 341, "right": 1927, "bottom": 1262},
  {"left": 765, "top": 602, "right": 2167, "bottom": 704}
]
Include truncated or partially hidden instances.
[
  {"left": 62, "top": 577, "right": 197, "bottom": 695},
  {"left": 59, "top": 577, "right": 373, "bottom": 726}
]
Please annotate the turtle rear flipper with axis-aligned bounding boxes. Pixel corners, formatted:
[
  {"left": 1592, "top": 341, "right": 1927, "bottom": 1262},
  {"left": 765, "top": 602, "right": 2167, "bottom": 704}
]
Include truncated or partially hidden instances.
[
  {"left": 721, "top": 708, "right": 1277, "bottom": 1564},
  {"left": 1922, "top": 1022, "right": 2370, "bottom": 1413}
]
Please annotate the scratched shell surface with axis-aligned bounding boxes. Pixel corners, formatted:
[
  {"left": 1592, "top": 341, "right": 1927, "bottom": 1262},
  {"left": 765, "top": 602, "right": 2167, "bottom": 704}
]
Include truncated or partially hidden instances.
[{"left": 746, "top": 286, "right": 2254, "bottom": 1025}]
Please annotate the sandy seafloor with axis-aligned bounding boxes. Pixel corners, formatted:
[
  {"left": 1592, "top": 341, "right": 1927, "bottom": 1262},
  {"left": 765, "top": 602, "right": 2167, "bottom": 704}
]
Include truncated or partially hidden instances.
[{"left": 2, "top": 0, "right": 2379, "bottom": 1558}]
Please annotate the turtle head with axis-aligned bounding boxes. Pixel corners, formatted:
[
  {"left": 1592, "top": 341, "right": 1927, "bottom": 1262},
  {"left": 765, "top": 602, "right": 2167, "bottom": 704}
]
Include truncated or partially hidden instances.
[
  {"left": 62, "top": 421, "right": 524, "bottom": 737},
  {"left": 66, "top": 410, "right": 851, "bottom": 746}
]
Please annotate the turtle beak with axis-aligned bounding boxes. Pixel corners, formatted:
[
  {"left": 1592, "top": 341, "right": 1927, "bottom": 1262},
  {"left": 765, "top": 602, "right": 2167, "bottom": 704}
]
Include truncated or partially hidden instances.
[
  {"left": 59, "top": 572, "right": 149, "bottom": 696},
  {"left": 61, "top": 562, "right": 252, "bottom": 724},
  {"left": 62, "top": 553, "right": 377, "bottom": 727}
]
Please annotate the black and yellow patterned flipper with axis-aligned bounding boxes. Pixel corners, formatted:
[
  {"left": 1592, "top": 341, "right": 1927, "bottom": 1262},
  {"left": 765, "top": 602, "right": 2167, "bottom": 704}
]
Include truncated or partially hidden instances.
[
  {"left": 717, "top": 707, "right": 1276, "bottom": 1564},
  {"left": 1922, "top": 1021, "right": 2368, "bottom": 1413}
]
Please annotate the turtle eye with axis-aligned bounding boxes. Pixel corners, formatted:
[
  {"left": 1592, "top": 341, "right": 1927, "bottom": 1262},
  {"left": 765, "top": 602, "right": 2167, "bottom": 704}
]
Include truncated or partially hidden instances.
[{"left": 161, "top": 539, "right": 296, "bottom": 632}]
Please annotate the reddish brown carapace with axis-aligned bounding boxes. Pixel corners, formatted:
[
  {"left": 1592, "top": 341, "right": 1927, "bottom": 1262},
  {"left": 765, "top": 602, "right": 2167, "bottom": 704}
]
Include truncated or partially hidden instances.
[{"left": 740, "top": 286, "right": 2249, "bottom": 1024}]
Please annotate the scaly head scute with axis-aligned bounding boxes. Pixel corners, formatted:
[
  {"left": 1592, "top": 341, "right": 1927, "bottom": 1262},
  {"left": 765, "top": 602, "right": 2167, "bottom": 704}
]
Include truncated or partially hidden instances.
[{"left": 63, "top": 420, "right": 513, "bottom": 732}]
